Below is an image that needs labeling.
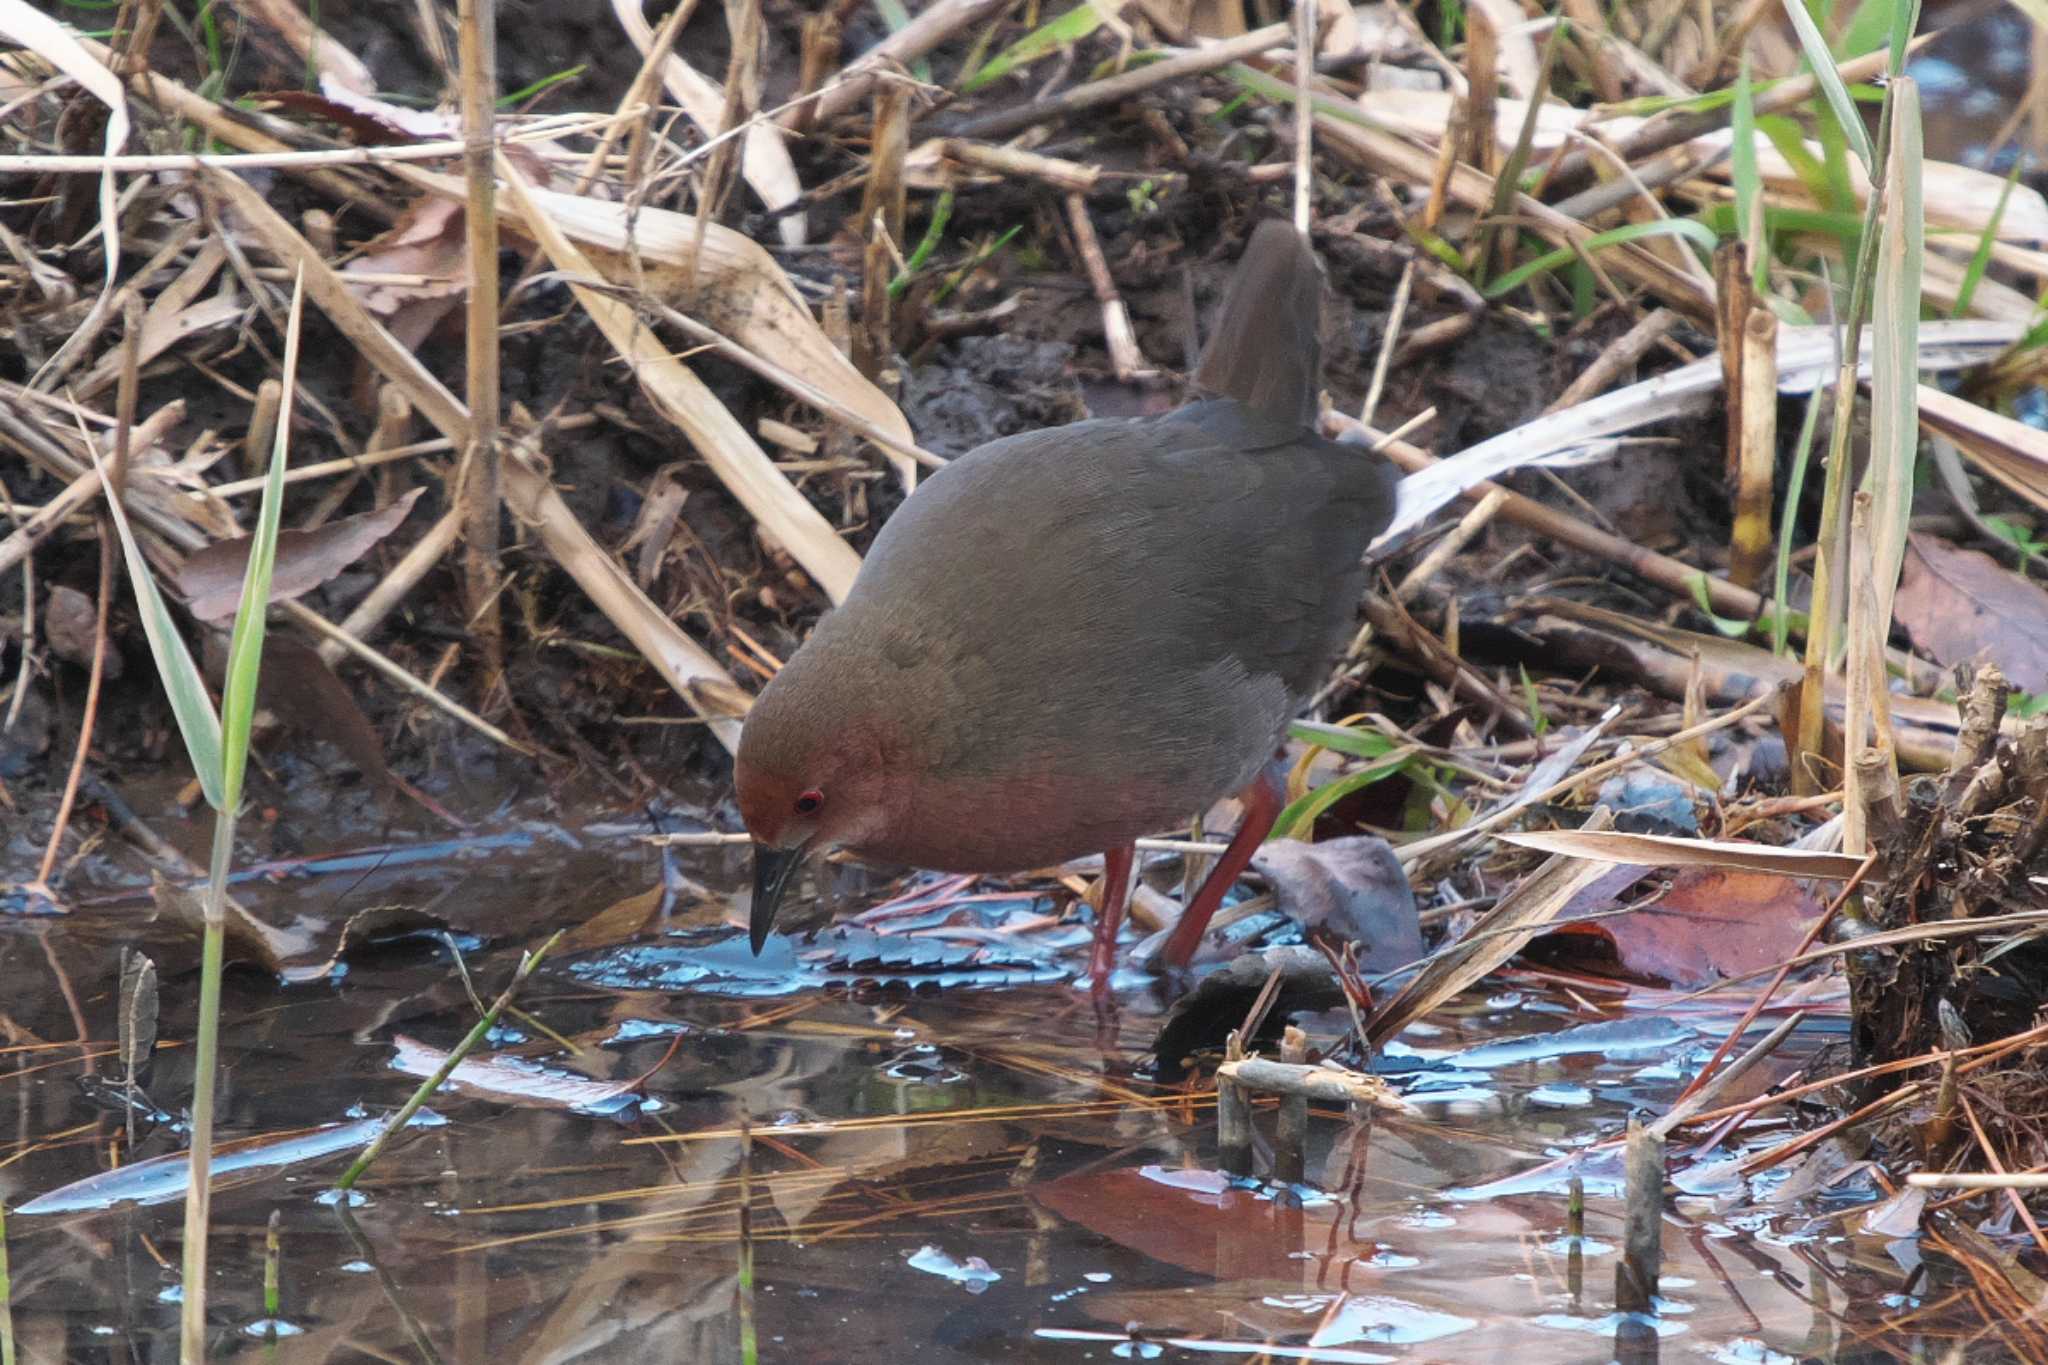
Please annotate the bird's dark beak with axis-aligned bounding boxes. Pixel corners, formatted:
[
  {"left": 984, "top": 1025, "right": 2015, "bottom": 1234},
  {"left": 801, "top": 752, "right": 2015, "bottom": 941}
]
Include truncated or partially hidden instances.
[{"left": 749, "top": 842, "right": 807, "bottom": 954}]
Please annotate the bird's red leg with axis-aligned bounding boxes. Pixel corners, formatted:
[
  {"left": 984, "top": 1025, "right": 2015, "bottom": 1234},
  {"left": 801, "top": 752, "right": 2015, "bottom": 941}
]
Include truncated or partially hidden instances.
[
  {"left": 1158, "top": 767, "right": 1285, "bottom": 968},
  {"left": 1089, "top": 842, "right": 1136, "bottom": 991}
]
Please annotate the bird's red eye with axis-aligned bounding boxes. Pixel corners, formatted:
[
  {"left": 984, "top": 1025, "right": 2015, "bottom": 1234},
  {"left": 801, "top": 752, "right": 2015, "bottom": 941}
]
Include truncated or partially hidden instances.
[{"left": 794, "top": 789, "right": 824, "bottom": 815}]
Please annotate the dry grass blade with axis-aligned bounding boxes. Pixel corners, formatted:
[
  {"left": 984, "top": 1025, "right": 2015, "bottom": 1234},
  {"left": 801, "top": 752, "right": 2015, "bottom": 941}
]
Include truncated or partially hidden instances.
[
  {"left": 496, "top": 159, "right": 861, "bottom": 601},
  {"left": 610, "top": 0, "right": 807, "bottom": 246},
  {"left": 1382, "top": 321, "right": 2020, "bottom": 543},
  {"left": 1919, "top": 385, "right": 2048, "bottom": 514},
  {"left": 471, "top": 167, "right": 921, "bottom": 500},
  {"left": 1368, "top": 809, "right": 1619, "bottom": 1047},
  {"left": 1496, "top": 830, "right": 1871, "bottom": 880}
]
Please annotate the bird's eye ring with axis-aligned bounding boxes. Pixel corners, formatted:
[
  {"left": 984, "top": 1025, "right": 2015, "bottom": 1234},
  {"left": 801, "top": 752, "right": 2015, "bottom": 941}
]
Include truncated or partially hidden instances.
[{"left": 794, "top": 789, "right": 824, "bottom": 815}]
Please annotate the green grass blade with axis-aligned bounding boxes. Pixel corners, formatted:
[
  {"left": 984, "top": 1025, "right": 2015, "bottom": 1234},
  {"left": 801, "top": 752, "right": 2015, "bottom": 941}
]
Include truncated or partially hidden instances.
[
  {"left": 219, "top": 270, "right": 306, "bottom": 809},
  {"left": 1274, "top": 758, "right": 1410, "bottom": 841},
  {"left": 1951, "top": 157, "right": 2022, "bottom": 318},
  {"left": 963, "top": 2, "right": 1103, "bottom": 91},
  {"left": 1838, "top": 0, "right": 1899, "bottom": 59},
  {"left": 1484, "top": 216, "right": 1719, "bottom": 299},
  {"left": 1781, "top": 0, "right": 1876, "bottom": 173},
  {"left": 92, "top": 451, "right": 225, "bottom": 811},
  {"left": 1774, "top": 378, "right": 1829, "bottom": 656},
  {"left": 1287, "top": 720, "right": 1397, "bottom": 762},
  {"left": 1732, "top": 55, "right": 1766, "bottom": 292}
]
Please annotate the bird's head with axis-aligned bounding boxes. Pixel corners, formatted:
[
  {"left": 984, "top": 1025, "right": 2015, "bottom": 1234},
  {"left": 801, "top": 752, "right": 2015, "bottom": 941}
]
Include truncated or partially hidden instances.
[{"left": 734, "top": 667, "right": 893, "bottom": 953}]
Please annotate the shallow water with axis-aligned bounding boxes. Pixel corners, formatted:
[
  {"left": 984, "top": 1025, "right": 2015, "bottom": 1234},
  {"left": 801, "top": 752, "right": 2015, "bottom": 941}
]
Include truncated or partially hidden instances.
[{"left": 0, "top": 781, "right": 2002, "bottom": 1364}]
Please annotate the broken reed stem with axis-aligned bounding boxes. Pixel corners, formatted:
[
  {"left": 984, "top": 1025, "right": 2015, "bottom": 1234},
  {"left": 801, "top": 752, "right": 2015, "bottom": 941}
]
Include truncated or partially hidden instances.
[
  {"left": 457, "top": 0, "right": 505, "bottom": 696},
  {"left": 263, "top": 1208, "right": 282, "bottom": 1330},
  {"left": 1064, "top": 194, "right": 1148, "bottom": 381},
  {"left": 1218, "top": 1031, "right": 1253, "bottom": 1178},
  {"left": 336, "top": 931, "right": 564, "bottom": 1190},
  {"left": 1614, "top": 1118, "right": 1663, "bottom": 1314},
  {"left": 1716, "top": 245, "right": 1779, "bottom": 593},
  {"left": 1274, "top": 1027, "right": 1309, "bottom": 1185}
]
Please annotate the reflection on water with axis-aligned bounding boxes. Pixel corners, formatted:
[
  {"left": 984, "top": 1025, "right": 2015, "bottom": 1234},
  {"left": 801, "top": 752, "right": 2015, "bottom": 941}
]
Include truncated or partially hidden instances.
[{"left": 0, "top": 792, "right": 2009, "bottom": 1362}]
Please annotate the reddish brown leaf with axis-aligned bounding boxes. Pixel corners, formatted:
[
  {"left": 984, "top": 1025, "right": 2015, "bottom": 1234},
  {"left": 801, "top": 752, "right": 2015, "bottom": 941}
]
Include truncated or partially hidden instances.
[
  {"left": 257, "top": 636, "right": 394, "bottom": 795},
  {"left": 1893, "top": 533, "right": 2048, "bottom": 691},
  {"left": 175, "top": 487, "right": 423, "bottom": 621},
  {"left": 1035, "top": 1166, "right": 1320, "bottom": 1280},
  {"left": 1545, "top": 867, "right": 1824, "bottom": 987}
]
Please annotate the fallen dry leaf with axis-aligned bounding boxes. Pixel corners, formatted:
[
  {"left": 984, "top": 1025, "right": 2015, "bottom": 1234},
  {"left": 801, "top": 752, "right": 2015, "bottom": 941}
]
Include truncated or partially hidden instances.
[
  {"left": 176, "top": 486, "right": 423, "bottom": 621},
  {"left": 343, "top": 199, "right": 468, "bottom": 350},
  {"left": 45, "top": 584, "right": 117, "bottom": 675},
  {"left": 1250, "top": 836, "right": 1420, "bottom": 972},
  {"left": 1546, "top": 867, "right": 1827, "bottom": 988},
  {"left": 1893, "top": 533, "right": 2048, "bottom": 692}
]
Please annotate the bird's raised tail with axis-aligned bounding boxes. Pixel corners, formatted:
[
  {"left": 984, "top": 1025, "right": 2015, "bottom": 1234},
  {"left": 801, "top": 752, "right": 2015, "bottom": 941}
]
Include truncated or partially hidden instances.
[{"left": 1189, "top": 220, "right": 1323, "bottom": 429}]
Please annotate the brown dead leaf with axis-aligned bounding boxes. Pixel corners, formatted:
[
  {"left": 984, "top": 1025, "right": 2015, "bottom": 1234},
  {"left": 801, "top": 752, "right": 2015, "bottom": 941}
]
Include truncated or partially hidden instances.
[
  {"left": 1546, "top": 867, "right": 1826, "bottom": 988},
  {"left": 45, "top": 584, "right": 117, "bottom": 675},
  {"left": 256, "top": 635, "right": 394, "bottom": 796},
  {"left": 176, "top": 486, "right": 423, "bottom": 621},
  {"left": 152, "top": 872, "right": 443, "bottom": 983},
  {"left": 343, "top": 199, "right": 468, "bottom": 350},
  {"left": 1249, "top": 836, "right": 1421, "bottom": 972},
  {"left": 1893, "top": 533, "right": 2048, "bottom": 691}
]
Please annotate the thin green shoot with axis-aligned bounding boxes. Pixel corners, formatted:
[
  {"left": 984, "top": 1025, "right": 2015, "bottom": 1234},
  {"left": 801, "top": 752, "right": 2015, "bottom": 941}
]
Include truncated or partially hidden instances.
[
  {"left": 1951, "top": 156, "right": 2024, "bottom": 319},
  {"left": 1436, "top": 0, "right": 1466, "bottom": 49},
  {"left": 93, "top": 271, "right": 304, "bottom": 1362},
  {"left": 499, "top": 64, "right": 587, "bottom": 107},
  {"left": 262, "top": 1209, "right": 282, "bottom": 1331},
  {"left": 1286, "top": 719, "right": 1396, "bottom": 762},
  {"left": 1519, "top": 664, "right": 1550, "bottom": 737},
  {"left": 1483, "top": 216, "right": 1719, "bottom": 299},
  {"left": 930, "top": 224, "right": 1020, "bottom": 304},
  {"left": 305, "top": 0, "right": 319, "bottom": 90},
  {"left": 1984, "top": 515, "right": 2047, "bottom": 574},
  {"left": 963, "top": 3, "right": 1102, "bottom": 92},
  {"left": 1757, "top": 114, "right": 1839, "bottom": 212},
  {"left": 1774, "top": 377, "right": 1829, "bottom": 656},
  {"left": 334, "top": 931, "right": 566, "bottom": 1190},
  {"left": 889, "top": 189, "right": 954, "bottom": 299},
  {"left": 1209, "top": 91, "right": 1253, "bottom": 121},
  {"left": 1687, "top": 571, "right": 1812, "bottom": 641}
]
